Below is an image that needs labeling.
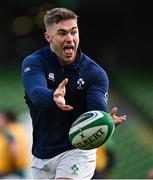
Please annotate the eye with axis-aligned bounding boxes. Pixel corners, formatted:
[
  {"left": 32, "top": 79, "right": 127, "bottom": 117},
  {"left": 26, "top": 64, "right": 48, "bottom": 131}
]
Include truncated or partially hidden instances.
[
  {"left": 71, "top": 30, "right": 77, "bottom": 35},
  {"left": 58, "top": 31, "right": 66, "bottom": 36}
]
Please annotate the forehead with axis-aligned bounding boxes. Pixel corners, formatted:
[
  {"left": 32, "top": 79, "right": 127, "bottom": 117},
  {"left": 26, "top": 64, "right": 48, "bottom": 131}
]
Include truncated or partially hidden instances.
[{"left": 50, "top": 19, "right": 78, "bottom": 32}]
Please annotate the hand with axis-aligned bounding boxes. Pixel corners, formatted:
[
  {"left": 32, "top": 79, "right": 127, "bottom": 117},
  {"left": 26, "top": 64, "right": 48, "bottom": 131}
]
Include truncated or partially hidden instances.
[
  {"left": 53, "top": 78, "right": 73, "bottom": 111},
  {"left": 109, "top": 107, "right": 126, "bottom": 126}
]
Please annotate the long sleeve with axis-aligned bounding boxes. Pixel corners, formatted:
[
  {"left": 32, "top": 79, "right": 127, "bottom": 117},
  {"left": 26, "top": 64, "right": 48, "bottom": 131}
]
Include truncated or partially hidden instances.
[
  {"left": 86, "top": 68, "right": 109, "bottom": 112},
  {"left": 22, "top": 55, "right": 55, "bottom": 107}
]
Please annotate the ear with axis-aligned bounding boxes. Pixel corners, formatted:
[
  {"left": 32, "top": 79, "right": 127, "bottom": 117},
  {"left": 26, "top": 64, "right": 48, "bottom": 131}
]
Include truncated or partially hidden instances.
[{"left": 44, "top": 32, "right": 52, "bottom": 43}]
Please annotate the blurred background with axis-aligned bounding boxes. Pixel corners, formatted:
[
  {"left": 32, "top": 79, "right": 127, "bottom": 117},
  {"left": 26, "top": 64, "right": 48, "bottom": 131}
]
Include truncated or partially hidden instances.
[{"left": 0, "top": 0, "right": 153, "bottom": 179}]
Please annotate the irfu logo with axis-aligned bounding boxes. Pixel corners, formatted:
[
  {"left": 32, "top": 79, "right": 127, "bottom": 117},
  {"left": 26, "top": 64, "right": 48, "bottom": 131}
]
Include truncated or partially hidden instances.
[
  {"left": 77, "top": 78, "right": 85, "bottom": 89},
  {"left": 71, "top": 164, "right": 79, "bottom": 175}
]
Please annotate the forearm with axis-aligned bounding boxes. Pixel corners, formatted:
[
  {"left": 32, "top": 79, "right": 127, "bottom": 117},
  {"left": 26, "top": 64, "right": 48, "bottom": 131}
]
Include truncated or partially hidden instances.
[
  {"left": 28, "top": 86, "right": 55, "bottom": 107},
  {"left": 23, "top": 72, "right": 56, "bottom": 108}
]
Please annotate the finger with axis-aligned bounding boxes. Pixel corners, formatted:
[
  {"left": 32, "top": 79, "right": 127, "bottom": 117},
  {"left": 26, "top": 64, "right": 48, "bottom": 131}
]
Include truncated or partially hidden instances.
[
  {"left": 114, "top": 118, "right": 124, "bottom": 125},
  {"left": 109, "top": 107, "right": 118, "bottom": 116},
  {"left": 57, "top": 104, "right": 73, "bottom": 111},
  {"left": 114, "top": 115, "right": 127, "bottom": 126},
  {"left": 119, "top": 115, "right": 127, "bottom": 120},
  {"left": 58, "top": 78, "right": 68, "bottom": 88},
  {"left": 115, "top": 120, "right": 123, "bottom": 126}
]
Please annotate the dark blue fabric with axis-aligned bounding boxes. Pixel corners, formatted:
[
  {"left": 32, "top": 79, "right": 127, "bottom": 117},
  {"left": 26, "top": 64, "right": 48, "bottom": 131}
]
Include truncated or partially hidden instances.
[{"left": 22, "top": 46, "right": 109, "bottom": 159}]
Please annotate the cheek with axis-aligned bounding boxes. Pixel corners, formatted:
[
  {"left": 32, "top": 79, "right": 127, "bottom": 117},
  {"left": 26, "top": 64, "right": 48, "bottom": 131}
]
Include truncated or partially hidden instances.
[
  {"left": 74, "top": 35, "right": 79, "bottom": 44},
  {"left": 52, "top": 40, "right": 61, "bottom": 49},
  {"left": 52, "top": 37, "right": 63, "bottom": 45},
  {"left": 52, "top": 40, "right": 64, "bottom": 55},
  {"left": 0, "top": 121, "right": 5, "bottom": 127},
  {"left": 54, "top": 39, "right": 65, "bottom": 52}
]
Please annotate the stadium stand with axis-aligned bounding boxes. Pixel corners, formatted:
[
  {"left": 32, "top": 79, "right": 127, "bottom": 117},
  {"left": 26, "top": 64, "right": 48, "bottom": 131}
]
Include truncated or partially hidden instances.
[
  {"left": 111, "top": 69, "right": 153, "bottom": 124},
  {"left": 0, "top": 67, "right": 27, "bottom": 113}
]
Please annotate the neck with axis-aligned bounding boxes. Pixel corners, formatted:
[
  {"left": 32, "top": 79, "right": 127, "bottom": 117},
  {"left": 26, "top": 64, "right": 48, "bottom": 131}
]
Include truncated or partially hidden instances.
[
  {"left": 50, "top": 45, "right": 79, "bottom": 66},
  {"left": 58, "top": 57, "right": 77, "bottom": 66}
]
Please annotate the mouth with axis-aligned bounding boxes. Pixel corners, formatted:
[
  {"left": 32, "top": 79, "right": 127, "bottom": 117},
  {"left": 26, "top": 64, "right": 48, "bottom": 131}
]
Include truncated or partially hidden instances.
[{"left": 63, "top": 45, "right": 74, "bottom": 57}]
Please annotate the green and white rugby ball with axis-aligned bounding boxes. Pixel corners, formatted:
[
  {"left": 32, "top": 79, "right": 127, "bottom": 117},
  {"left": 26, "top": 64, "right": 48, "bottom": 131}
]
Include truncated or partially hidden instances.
[{"left": 69, "top": 110, "right": 115, "bottom": 150}]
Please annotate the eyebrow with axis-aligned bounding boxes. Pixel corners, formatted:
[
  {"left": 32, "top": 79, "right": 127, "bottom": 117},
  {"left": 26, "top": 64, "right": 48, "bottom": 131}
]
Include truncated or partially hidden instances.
[{"left": 57, "top": 27, "right": 78, "bottom": 33}]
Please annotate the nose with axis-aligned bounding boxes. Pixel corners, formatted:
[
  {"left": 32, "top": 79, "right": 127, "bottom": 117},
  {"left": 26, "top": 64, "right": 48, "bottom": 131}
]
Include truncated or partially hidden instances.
[{"left": 65, "top": 33, "right": 73, "bottom": 42}]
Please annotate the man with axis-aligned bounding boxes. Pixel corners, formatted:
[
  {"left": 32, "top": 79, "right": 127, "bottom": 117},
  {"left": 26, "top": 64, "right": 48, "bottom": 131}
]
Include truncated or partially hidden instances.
[
  {"left": 22, "top": 7, "right": 126, "bottom": 179},
  {"left": 0, "top": 110, "right": 29, "bottom": 178}
]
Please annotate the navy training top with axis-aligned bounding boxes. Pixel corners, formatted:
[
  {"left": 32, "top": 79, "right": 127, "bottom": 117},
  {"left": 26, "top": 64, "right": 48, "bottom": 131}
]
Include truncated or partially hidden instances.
[{"left": 22, "top": 46, "right": 109, "bottom": 159}]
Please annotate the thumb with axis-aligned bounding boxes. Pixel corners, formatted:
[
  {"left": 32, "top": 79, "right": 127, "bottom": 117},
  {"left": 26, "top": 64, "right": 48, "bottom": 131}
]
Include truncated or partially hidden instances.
[
  {"left": 58, "top": 78, "right": 68, "bottom": 88},
  {"left": 109, "top": 107, "right": 118, "bottom": 116},
  {"left": 54, "top": 91, "right": 62, "bottom": 97}
]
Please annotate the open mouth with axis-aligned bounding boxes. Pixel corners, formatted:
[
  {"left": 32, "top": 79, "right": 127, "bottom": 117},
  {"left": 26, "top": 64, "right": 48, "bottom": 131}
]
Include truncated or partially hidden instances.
[{"left": 63, "top": 45, "right": 74, "bottom": 56}]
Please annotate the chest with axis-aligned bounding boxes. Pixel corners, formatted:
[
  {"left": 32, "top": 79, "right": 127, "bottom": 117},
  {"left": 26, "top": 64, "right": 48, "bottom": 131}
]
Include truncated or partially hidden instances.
[{"left": 45, "top": 66, "right": 87, "bottom": 96}]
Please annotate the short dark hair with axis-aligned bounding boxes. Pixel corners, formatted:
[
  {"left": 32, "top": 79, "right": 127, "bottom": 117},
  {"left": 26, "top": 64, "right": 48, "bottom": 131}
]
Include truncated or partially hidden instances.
[
  {"left": 44, "top": 7, "right": 78, "bottom": 30},
  {"left": 0, "top": 110, "right": 17, "bottom": 122}
]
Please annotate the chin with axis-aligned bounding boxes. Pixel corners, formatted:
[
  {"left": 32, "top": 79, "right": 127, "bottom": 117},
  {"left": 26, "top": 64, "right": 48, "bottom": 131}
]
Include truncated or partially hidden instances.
[
  {"left": 65, "top": 59, "right": 74, "bottom": 64},
  {"left": 64, "top": 56, "right": 75, "bottom": 61}
]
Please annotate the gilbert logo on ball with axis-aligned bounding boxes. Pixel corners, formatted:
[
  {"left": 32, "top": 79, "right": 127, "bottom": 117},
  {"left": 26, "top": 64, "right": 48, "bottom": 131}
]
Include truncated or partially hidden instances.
[{"left": 69, "top": 111, "right": 115, "bottom": 150}]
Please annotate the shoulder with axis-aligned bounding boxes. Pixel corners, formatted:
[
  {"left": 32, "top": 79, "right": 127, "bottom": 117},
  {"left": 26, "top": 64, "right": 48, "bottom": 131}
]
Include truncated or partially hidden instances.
[
  {"left": 81, "top": 53, "right": 108, "bottom": 81},
  {"left": 22, "top": 46, "right": 49, "bottom": 66},
  {"left": 22, "top": 47, "right": 51, "bottom": 73},
  {"left": 8, "top": 123, "right": 27, "bottom": 140}
]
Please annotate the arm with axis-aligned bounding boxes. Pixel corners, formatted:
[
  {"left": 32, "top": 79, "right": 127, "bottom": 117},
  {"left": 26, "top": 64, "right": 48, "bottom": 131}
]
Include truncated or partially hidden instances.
[
  {"left": 22, "top": 56, "right": 55, "bottom": 107},
  {"left": 86, "top": 69, "right": 126, "bottom": 125},
  {"left": 22, "top": 56, "right": 73, "bottom": 109},
  {"left": 86, "top": 69, "right": 109, "bottom": 112}
]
